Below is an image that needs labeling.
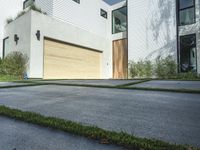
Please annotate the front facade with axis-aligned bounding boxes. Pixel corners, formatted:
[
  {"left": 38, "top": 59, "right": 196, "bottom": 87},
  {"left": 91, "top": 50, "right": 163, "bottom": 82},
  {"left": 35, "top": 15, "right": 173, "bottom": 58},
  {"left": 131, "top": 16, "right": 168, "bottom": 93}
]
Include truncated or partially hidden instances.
[{"left": 2, "top": 0, "right": 200, "bottom": 79}]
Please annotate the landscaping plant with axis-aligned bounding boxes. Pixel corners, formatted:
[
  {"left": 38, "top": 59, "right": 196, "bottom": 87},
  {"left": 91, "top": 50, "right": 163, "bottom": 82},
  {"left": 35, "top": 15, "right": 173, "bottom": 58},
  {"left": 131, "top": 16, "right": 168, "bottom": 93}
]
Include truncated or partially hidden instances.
[
  {"left": 129, "top": 56, "right": 179, "bottom": 79},
  {"left": 0, "top": 51, "right": 28, "bottom": 80}
]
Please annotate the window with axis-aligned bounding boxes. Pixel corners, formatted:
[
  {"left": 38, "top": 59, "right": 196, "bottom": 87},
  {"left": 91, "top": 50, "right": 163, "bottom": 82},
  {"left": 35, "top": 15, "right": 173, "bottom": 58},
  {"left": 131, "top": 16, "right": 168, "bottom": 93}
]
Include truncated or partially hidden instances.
[
  {"left": 3, "top": 37, "right": 9, "bottom": 58},
  {"left": 23, "top": 0, "right": 35, "bottom": 9},
  {"left": 73, "top": 0, "right": 80, "bottom": 4},
  {"left": 101, "top": 9, "right": 107, "bottom": 19},
  {"left": 178, "top": 0, "right": 195, "bottom": 26},
  {"left": 180, "top": 34, "right": 197, "bottom": 72},
  {"left": 112, "top": 6, "right": 127, "bottom": 34}
]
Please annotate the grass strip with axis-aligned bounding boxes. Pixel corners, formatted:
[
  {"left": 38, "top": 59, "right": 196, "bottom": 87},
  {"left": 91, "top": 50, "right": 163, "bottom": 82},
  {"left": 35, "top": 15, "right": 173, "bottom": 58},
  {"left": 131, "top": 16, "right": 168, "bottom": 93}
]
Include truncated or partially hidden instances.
[
  {"left": 49, "top": 83, "right": 200, "bottom": 94},
  {"left": 0, "top": 83, "right": 48, "bottom": 89},
  {"left": 0, "top": 105, "right": 198, "bottom": 150},
  {"left": 1, "top": 81, "right": 200, "bottom": 94},
  {"left": 117, "top": 79, "right": 152, "bottom": 87}
]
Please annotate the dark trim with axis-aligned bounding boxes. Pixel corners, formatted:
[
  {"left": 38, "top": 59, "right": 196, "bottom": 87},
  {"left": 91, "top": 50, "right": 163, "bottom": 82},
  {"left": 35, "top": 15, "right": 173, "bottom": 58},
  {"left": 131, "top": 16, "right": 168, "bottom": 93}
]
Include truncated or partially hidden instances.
[
  {"left": 176, "top": 0, "right": 180, "bottom": 73},
  {"left": 112, "top": 6, "right": 127, "bottom": 34},
  {"left": 23, "top": 0, "right": 35, "bottom": 9},
  {"left": 177, "top": 0, "right": 196, "bottom": 26},
  {"left": 100, "top": 9, "right": 108, "bottom": 19},
  {"left": 126, "top": 0, "right": 129, "bottom": 79},
  {"left": 2, "top": 37, "right": 9, "bottom": 59},
  {"left": 44, "top": 37, "right": 103, "bottom": 53},
  {"left": 72, "top": 0, "right": 80, "bottom": 4}
]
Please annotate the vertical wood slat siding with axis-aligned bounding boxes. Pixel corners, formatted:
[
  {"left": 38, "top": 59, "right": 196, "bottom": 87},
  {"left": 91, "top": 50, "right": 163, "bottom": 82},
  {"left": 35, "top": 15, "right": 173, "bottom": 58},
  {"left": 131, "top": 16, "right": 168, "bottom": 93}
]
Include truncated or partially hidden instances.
[
  {"left": 43, "top": 39, "right": 102, "bottom": 79},
  {"left": 113, "top": 39, "right": 128, "bottom": 79}
]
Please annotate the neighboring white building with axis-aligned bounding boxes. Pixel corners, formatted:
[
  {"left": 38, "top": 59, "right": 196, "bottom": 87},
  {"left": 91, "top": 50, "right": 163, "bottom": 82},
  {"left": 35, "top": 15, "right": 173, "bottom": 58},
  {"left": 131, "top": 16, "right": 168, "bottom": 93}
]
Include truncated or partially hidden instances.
[{"left": 2, "top": 0, "right": 200, "bottom": 79}]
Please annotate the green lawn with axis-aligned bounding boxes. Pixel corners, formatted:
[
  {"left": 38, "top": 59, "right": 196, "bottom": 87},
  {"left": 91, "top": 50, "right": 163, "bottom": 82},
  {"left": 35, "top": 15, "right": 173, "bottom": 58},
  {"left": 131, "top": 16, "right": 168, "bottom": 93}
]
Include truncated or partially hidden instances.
[{"left": 0, "top": 75, "right": 20, "bottom": 82}]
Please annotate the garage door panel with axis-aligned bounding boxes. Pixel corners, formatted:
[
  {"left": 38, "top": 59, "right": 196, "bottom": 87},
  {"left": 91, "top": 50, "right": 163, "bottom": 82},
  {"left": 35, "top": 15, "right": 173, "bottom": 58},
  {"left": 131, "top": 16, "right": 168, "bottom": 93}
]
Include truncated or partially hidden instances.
[{"left": 44, "top": 39, "right": 102, "bottom": 79}]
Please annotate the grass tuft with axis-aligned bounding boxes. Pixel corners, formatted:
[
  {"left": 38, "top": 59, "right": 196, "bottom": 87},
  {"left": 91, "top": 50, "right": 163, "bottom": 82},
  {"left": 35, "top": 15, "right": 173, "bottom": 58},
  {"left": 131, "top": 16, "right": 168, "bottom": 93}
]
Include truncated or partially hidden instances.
[{"left": 0, "top": 105, "right": 198, "bottom": 150}]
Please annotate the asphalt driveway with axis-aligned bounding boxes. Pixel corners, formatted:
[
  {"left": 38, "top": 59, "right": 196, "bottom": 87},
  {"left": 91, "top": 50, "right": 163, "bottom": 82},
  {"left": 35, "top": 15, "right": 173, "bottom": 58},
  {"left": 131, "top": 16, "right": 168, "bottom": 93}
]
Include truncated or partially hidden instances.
[
  {"left": 0, "top": 85, "right": 200, "bottom": 147},
  {"left": 0, "top": 117, "right": 125, "bottom": 150}
]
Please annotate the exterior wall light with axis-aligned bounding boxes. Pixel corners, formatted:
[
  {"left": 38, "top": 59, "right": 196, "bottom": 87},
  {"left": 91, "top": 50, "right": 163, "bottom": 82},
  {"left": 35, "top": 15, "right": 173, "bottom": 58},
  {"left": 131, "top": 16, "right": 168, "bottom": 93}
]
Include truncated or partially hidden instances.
[
  {"left": 36, "top": 30, "right": 40, "bottom": 41},
  {"left": 14, "top": 34, "right": 19, "bottom": 45}
]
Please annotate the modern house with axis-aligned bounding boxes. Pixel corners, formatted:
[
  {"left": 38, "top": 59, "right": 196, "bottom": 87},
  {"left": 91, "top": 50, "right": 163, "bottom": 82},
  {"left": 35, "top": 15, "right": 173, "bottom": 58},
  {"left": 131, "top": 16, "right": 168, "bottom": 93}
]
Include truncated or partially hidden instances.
[{"left": 2, "top": 0, "right": 200, "bottom": 79}]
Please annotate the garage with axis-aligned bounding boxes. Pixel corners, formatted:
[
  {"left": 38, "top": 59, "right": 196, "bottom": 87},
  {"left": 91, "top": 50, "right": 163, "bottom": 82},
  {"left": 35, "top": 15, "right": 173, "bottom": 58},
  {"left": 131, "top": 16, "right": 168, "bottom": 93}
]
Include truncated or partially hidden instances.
[{"left": 43, "top": 38, "right": 102, "bottom": 79}]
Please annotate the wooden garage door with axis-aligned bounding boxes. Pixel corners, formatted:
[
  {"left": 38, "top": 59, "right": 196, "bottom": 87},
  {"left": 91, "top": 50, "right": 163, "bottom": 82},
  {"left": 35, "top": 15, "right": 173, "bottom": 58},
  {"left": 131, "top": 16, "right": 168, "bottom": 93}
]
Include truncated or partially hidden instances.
[{"left": 43, "top": 39, "right": 102, "bottom": 79}]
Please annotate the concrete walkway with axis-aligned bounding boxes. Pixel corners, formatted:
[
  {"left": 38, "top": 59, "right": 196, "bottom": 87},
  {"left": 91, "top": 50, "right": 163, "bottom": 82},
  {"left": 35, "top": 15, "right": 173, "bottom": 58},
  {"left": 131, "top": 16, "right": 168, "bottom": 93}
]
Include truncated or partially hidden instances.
[
  {"left": 0, "top": 85, "right": 200, "bottom": 147},
  {"left": 0, "top": 117, "right": 125, "bottom": 150}
]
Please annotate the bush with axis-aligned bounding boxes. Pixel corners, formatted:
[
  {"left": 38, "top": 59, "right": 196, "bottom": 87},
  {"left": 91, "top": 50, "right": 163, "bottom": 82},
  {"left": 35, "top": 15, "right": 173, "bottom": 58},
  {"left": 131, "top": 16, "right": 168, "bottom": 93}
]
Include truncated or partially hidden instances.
[
  {"left": 177, "top": 72, "right": 198, "bottom": 80},
  {"left": 155, "top": 56, "right": 177, "bottom": 79},
  {"left": 129, "top": 56, "right": 178, "bottom": 79},
  {"left": 129, "top": 60, "right": 153, "bottom": 78},
  {"left": 0, "top": 51, "right": 28, "bottom": 79}
]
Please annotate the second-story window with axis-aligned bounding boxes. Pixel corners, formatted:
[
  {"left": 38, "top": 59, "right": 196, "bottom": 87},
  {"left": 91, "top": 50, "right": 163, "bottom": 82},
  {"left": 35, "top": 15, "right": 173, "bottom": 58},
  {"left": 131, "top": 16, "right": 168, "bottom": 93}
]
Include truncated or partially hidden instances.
[
  {"left": 112, "top": 6, "right": 127, "bottom": 34},
  {"left": 73, "top": 0, "right": 80, "bottom": 4},
  {"left": 23, "top": 0, "right": 35, "bottom": 9},
  {"left": 178, "top": 0, "right": 195, "bottom": 26},
  {"left": 101, "top": 9, "right": 107, "bottom": 19}
]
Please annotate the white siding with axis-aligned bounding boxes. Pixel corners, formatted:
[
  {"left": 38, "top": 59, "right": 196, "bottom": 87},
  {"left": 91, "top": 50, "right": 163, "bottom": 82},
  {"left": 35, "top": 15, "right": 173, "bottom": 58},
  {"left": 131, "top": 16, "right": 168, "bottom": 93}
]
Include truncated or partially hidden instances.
[
  {"left": 128, "top": 0, "right": 177, "bottom": 62},
  {"left": 52, "top": 0, "right": 111, "bottom": 38},
  {"left": 35, "top": 0, "right": 53, "bottom": 15}
]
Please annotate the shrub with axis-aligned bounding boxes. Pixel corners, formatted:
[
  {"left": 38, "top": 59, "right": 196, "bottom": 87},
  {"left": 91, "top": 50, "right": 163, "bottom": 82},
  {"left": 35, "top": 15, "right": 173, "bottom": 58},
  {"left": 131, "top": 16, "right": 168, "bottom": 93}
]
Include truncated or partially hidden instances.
[
  {"left": 129, "top": 60, "right": 153, "bottom": 78},
  {"left": 155, "top": 56, "right": 177, "bottom": 79},
  {"left": 1, "top": 51, "right": 28, "bottom": 79},
  {"left": 177, "top": 72, "right": 198, "bottom": 80}
]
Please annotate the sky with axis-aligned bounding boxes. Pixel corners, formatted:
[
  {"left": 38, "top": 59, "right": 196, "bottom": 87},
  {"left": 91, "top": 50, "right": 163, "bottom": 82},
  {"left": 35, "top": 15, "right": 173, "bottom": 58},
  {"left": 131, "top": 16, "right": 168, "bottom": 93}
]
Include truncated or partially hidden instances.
[{"left": 0, "top": 0, "right": 124, "bottom": 57}]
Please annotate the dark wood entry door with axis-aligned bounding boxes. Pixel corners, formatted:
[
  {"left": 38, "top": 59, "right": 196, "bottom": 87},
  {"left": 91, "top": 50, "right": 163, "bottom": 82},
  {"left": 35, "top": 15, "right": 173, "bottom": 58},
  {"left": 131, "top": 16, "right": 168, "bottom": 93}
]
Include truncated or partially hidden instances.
[{"left": 113, "top": 39, "right": 128, "bottom": 79}]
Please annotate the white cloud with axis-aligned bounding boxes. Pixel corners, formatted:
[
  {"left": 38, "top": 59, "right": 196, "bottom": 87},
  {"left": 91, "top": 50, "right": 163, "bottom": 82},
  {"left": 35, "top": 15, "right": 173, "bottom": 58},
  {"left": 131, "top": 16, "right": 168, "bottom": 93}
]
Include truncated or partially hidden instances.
[{"left": 0, "top": 0, "right": 24, "bottom": 58}]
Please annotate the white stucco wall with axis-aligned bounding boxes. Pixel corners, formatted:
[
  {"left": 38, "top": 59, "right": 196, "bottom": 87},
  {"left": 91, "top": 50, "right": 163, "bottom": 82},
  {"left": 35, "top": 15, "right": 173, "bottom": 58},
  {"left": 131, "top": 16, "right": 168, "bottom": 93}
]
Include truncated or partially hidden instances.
[
  {"left": 3, "top": 11, "right": 32, "bottom": 75},
  {"left": 128, "top": 0, "right": 177, "bottom": 62},
  {"left": 0, "top": 0, "right": 24, "bottom": 58},
  {"left": 30, "top": 10, "right": 112, "bottom": 78}
]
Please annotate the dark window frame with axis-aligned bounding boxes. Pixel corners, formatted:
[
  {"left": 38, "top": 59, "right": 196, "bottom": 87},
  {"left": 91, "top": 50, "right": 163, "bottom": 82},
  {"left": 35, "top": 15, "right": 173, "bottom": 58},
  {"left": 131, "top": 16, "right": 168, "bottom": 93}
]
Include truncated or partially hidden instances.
[
  {"left": 2, "top": 37, "right": 9, "bottom": 59},
  {"left": 112, "top": 6, "right": 127, "bottom": 34},
  {"left": 179, "top": 33, "right": 197, "bottom": 73},
  {"left": 72, "top": 0, "right": 80, "bottom": 4},
  {"left": 100, "top": 9, "right": 108, "bottom": 19},
  {"left": 177, "top": 0, "right": 196, "bottom": 26},
  {"left": 23, "top": 0, "right": 35, "bottom": 9}
]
